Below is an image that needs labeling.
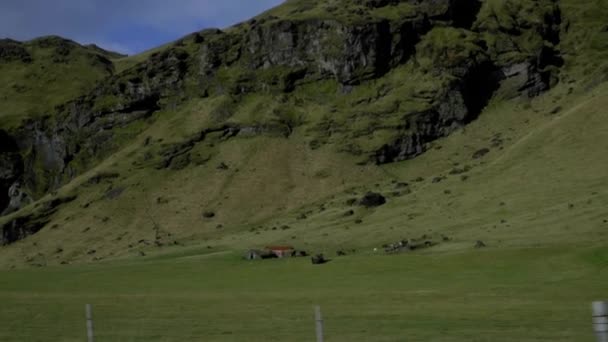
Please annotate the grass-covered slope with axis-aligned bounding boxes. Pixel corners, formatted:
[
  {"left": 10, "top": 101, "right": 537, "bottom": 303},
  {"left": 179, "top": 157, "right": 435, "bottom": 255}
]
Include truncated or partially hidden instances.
[
  {"left": 0, "top": 0, "right": 560, "bottom": 219},
  {"left": 0, "top": 0, "right": 606, "bottom": 265},
  {"left": 1, "top": 72, "right": 606, "bottom": 267},
  {"left": 0, "top": 36, "right": 125, "bottom": 128}
]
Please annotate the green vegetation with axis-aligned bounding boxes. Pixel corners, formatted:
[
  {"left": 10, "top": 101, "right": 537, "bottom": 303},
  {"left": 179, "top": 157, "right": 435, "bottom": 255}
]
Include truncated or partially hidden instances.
[
  {"left": 258, "top": 0, "right": 418, "bottom": 24},
  {"left": 2, "top": 78, "right": 607, "bottom": 266},
  {"left": 475, "top": 0, "right": 558, "bottom": 64},
  {"left": 0, "top": 36, "right": 118, "bottom": 128},
  {"left": 1, "top": 246, "right": 606, "bottom": 341},
  {"left": 416, "top": 27, "right": 486, "bottom": 77},
  {"left": 1, "top": 0, "right": 608, "bottom": 340}
]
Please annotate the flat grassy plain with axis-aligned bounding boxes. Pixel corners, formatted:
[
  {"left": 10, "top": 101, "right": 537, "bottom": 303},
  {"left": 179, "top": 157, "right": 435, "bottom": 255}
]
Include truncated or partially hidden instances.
[{"left": 1, "top": 245, "right": 607, "bottom": 342}]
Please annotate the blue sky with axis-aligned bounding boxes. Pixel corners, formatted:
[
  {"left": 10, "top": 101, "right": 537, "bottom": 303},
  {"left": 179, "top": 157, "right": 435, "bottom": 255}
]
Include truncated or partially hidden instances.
[{"left": 0, "top": 0, "right": 285, "bottom": 55}]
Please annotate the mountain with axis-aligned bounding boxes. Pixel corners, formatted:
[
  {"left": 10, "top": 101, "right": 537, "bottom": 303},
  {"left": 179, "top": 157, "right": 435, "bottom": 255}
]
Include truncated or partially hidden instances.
[
  {"left": 0, "top": 0, "right": 607, "bottom": 267},
  {"left": 0, "top": 36, "right": 125, "bottom": 128}
]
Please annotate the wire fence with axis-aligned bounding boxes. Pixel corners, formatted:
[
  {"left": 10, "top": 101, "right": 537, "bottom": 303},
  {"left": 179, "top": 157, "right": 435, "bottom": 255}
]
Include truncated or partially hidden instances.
[{"left": 1, "top": 302, "right": 605, "bottom": 341}]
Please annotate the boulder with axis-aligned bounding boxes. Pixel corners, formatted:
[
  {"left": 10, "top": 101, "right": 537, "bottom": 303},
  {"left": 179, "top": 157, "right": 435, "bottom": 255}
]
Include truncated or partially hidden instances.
[
  {"left": 1, "top": 182, "right": 31, "bottom": 216},
  {"left": 472, "top": 148, "right": 490, "bottom": 159},
  {"left": 359, "top": 192, "right": 386, "bottom": 208},
  {"left": 475, "top": 240, "right": 486, "bottom": 248},
  {"left": 311, "top": 254, "right": 328, "bottom": 265}
]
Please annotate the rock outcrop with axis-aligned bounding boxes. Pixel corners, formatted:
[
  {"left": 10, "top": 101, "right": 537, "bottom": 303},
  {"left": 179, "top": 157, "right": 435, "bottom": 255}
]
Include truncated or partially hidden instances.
[
  {"left": 0, "top": 130, "right": 25, "bottom": 214},
  {"left": 0, "top": 195, "right": 76, "bottom": 246},
  {"left": 374, "top": 0, "right": 563, "bottom": 163},
  {"left": 242, "top": 18, "right": 427, "bottom": 85},
  {"left": 375, "top": 59, "right": 504, "bottom": 163},
  {"left": 8, "top": 44, "right": 190, "bottom": 199},
  {"left": 0, "top": 39, "right": 32, "bottom": 63}
]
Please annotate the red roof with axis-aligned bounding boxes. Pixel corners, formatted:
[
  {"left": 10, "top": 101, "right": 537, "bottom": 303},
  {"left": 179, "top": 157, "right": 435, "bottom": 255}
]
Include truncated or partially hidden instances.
[{"left": 266, "top": 246, "right": 294, "bottom": 251}]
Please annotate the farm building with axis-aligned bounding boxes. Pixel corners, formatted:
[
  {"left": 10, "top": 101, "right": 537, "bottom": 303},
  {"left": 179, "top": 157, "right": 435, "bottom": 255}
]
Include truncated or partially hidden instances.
[
  {"left": 244, "top": 250, "right": 264, "bottom": 260},
  {"left": 266, "top": 246, "right": 295, "bottom": 258},
  {"left": 244, "top": 246, "right": 302, "bottom": 260}
]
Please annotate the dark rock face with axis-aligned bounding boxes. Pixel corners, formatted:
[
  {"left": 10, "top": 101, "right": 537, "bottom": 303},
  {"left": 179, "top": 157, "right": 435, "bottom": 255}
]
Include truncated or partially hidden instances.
[
  {"left": 374, "top": 0, "right": 563, "bottom": 164},
  {"left": 0, "top": 130, "right": 25, "bottom": 214},
  {"left": 0, "top": 39, "right": 32, "bottom": 63},
  {"left": 1, "top": 182, "right": 31, "bottom": 216},
  {"left": 373, "top": 0, "right": 563, "bottom": 164},
  {"left": 197, "top": 2, "right": 472, "bottom": 91},
  {"left": 449, "top": 0, "right": 483, "bottom": 29},
  {"left": 501, "top": 62, "right": 552, "bottom": 98},
  {"left": 241, "top": 4, "right": 493, "bottom": 87},
  {"left": 8, "top": 45, "right": 191, "bottom": 200},
  {"left": 0, "top": 195, "right": 76, "bottom": 246},
  {"left": 244, "top": 19, "right": 410, "bottom": 85},
  {"left": 1, "top": 215, "right": 48, "bottom": 246},
  {"left": 374, "top": 59, "right": 504, "bottom": 164},
  {"left": 474, "top": 0, "right": 563, "bottom": 97}
]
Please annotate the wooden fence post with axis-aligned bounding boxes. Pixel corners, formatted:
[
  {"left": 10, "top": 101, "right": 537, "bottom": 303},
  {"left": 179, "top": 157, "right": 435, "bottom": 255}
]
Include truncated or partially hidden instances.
[
  {"left": 593, "top": 301, "right": 608, "bottom": 342},
  {"left": 85, "top": 304, "right": 95, "bottom": 342},
  {"left": 315, "top": 305, "right": 324, "bottom": 342}
]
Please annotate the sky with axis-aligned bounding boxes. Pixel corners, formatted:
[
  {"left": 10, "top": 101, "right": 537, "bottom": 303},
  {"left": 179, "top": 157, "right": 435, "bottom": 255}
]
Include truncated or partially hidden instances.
[{"left": 0, "top": 0, "right": 285, "bottom": 55}]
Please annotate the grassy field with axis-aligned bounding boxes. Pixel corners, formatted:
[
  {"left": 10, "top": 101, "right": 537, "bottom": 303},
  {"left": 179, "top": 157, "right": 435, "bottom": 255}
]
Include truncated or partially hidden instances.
[{"left": 1, "top": 245, "right": 607, "bottom": 341}]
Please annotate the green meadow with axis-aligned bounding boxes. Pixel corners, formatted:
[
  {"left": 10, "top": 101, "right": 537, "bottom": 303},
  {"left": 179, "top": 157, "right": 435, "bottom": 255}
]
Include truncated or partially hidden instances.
[{"left": 1, "top": 245, "right": 607, "bottom": 342}]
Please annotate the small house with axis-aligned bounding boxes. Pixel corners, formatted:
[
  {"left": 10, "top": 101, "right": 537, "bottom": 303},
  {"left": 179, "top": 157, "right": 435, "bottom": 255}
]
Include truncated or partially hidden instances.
[{"left": 266, "top": 245, "right": 295, "bottom": 258}]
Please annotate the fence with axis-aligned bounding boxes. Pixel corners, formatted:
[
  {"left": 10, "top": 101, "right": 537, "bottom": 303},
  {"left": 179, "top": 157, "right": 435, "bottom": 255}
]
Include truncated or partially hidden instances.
[
  {"left": 76, "top": 302, "right": 607, "bottom": 342},
  {"left": 594, "top": 301, "right": 608, "bottom": 342},
  {"left": 1, "top": 301, "right": 605, "bottom": 341}
]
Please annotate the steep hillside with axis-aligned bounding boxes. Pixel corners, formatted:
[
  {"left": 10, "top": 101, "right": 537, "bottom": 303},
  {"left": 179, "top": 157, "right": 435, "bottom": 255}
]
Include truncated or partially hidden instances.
[
  {"left": 0, "top": 36, "right": 125, "bottom": 128},
  {"left": 0, "top": 0, "right": 607, "bottom": 267}
]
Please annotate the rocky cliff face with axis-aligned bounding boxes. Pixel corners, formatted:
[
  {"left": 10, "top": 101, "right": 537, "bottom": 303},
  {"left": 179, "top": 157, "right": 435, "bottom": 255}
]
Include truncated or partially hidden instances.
[
  {"left": 0, "top": 39, "right": 32, "bottom": 63},
  {"left": 5, "top": 45, "right": 190, "bottom": 203},
  {"left": 0, "top": 130, "right": 25, "bottom": 215},
  {"left": 374, "top": 0, "right": 564, "bottom": 163},
  {"left": 0, "top": 0, "right": 565, "bottom": 217},
  {"left": 242, "top": 18, "right": 423, "bottom": 85},
  {"left": 203, "top": 0, "right": 488, "bottom": 88}
]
